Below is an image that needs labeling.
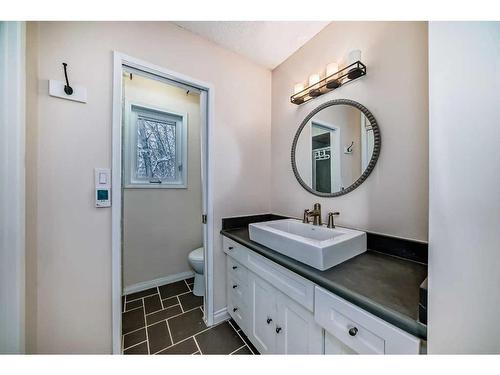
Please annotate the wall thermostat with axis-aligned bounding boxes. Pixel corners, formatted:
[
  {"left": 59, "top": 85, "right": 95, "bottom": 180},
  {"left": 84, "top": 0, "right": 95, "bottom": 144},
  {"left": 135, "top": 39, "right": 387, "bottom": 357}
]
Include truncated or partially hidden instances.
[{"left": 95, "top": 168, "right": 111, "bottom": 207}]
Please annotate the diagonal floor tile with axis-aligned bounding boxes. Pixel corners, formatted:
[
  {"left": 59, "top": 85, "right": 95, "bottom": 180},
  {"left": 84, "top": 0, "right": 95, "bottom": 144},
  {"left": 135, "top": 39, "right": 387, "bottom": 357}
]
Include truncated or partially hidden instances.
[
  {"left": 125, "top": 299, "right": 143, "bottom": 311},
  {"left": 157, "top": 337, "right": 198, "bottom": 355},
  {"left": 159, "top": 280, "right": 189, "bottom": 299},
  {"left": 124, "top": 341, "right": 148, "bottom": 355},
  {"left": 232, "top": 345, "right": 252, "bottom": 354},
  {"left": 122, "top": 307, "right": 145, "bottom": 334},
  {"left": 178, "top": 293, "right": 203, "bottom": 311},
  {"left": 195, "top": 322, "right": 244, "bottom": 354},
  {"left": 144, "top": 294, "right": 162, "bottom": 314},
  {"left": 168, "top": 308, "right": 207, "bottom": 343},
  {"left": 147, "top": 321, "right": 172, "bottom": 354},
  {"left": 146, "top": 305, "right": 182, "bottom": 325},
  {"left": 126, "top": 287, "right": 158, "bottom": 301},
  {"left": 162, "top": 296, "right": 179, "bottom": 309},
  {"left": 123, "top": 328, "right": 146, "bottom": 349}
]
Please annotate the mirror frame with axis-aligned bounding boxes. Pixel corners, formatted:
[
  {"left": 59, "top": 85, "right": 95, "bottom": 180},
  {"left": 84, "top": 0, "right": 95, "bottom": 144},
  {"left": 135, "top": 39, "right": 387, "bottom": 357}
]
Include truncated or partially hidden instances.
[{"left": 291, "top": 99, "right": 381, "bottom": 197}]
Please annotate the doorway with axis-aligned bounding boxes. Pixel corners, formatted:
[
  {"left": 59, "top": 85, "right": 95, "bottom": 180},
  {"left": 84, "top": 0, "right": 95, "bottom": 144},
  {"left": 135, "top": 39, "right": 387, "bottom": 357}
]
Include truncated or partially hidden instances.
[
  {"left": 311, "top": 121, "right": 342, "bottom": 193},
  {"left": 111, "top": 53, "right": 214, "bottom": 354}
]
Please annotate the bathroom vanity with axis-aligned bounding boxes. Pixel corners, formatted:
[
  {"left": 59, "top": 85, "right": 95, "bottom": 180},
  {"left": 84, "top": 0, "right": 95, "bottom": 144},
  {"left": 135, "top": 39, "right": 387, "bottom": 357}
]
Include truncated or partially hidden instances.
[{"left": 221, "top": 215, "right": 427, "bottom": 355}]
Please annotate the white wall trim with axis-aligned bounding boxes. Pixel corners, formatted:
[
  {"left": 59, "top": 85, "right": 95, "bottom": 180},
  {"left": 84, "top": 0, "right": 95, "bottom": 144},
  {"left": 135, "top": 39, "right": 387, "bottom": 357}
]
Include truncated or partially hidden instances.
[
  {"left": 123, "top": 271, "right": 195, "bottom": 295},
  {"left": 111, "top": 51, "right": 215, "bottom": 354},
  {"left": 213, "top": 307, "right": 230, "bottom": 325},
  {"left": 0, "top": 21, "right": 26, "bottom": 354}
]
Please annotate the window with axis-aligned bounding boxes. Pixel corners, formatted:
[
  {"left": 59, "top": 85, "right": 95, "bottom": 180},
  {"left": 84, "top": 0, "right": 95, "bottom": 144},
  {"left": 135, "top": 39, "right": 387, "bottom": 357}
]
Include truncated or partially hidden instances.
[{"left": 124, "top": 104, "right": 187, "bottom": 188}]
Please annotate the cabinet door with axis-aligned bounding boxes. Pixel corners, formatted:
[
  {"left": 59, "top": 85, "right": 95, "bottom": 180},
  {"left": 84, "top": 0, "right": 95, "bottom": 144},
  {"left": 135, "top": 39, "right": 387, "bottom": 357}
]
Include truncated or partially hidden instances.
[
  {"left": 275, "top": 292, "right": 323, "bottom": 354},
  {"left": 249, "top": 273, "right": 276, "bottom": 354},
  {"left": 324, "top": 332, "right": 357, "bottom": 354}
]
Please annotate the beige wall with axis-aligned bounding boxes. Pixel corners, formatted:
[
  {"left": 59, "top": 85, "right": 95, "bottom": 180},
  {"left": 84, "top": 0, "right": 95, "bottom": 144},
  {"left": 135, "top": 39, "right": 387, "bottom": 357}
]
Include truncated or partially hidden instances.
[
  {"left": 122, "top": 74, "right": 202, "bottom": 289},
  {"left": 271, "top": 22, "right": 429, "bottom": 241},
  {"left": 25, "top": 21, "right": 39, "bottom": 354},
  {"left": 428, "top": 22, "right": 500, "bottom": 354},
  {"left": 26, "top": 21, "right": 271, "bottom": 353}
]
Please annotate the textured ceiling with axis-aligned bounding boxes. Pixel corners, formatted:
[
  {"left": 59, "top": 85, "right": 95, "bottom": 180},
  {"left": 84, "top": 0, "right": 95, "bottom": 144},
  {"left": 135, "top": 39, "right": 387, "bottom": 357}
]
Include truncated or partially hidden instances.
[{"left": 173, "top": 21, "right": 330, "bottom": 70}]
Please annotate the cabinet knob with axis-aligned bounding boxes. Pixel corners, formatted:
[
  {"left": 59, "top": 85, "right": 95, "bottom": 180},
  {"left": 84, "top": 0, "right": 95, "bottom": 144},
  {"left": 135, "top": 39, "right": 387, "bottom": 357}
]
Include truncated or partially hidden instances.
[
  {"left": 266, "top": 317, "right": 273, "bottom": 324},
  {"left": 228, "top": 246, "right": 234, "bottom": 250},
  {"left": 276, "top": 327, "right": 282, "bottom": 334},
  {"left": 232, "top": 284, "right": 238, "bottom": 289},
  {"left": 232, "top": 266, "right": 238, "bottom": 270},
  {"left": 348, "top": 327, "right": 358, "bottom": 337},
  {"left": 233, "top": 307, "right": 238, "bottom": 312}
]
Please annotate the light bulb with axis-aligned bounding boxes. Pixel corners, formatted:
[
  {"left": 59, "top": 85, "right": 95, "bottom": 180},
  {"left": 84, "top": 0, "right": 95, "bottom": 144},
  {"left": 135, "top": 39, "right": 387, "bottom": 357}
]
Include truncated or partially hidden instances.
[
  {"left": 293, "top": 83, "right": 304, "bottom": 94},
  {"left": 309, "top": 73, "right": 320, "bottom": 87},
  {"left": 326, "top": 62, "right": 339, "bottom": 78}
]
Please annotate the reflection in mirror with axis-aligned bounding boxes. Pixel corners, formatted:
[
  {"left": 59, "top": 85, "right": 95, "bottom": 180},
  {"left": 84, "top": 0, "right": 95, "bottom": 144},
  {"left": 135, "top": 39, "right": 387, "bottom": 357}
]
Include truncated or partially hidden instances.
[{"left": 294, "top": 102, "right": 378, "bottom": 196}]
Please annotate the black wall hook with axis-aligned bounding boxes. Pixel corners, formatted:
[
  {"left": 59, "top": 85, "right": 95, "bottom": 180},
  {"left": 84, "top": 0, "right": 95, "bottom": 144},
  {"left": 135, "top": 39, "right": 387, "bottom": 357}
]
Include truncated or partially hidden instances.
[
  {"left": 62, "top": 63, "right": 73, "bottom": 95},
  {"left": 347, "top": 141, "right": 354, "bottom": 153}
]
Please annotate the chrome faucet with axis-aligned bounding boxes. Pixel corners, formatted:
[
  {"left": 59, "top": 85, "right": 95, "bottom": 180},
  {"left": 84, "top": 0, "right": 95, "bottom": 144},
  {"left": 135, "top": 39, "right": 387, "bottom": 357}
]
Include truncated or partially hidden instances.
[{"left": 303, "top": 203, "right": 322, "bottom": 226}]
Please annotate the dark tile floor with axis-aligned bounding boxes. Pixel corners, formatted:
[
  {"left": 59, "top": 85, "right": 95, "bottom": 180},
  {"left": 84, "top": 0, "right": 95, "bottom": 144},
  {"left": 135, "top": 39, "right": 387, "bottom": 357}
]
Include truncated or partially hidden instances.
[{"left": 122, "top": 277, "right": 258, "bottom": 355}]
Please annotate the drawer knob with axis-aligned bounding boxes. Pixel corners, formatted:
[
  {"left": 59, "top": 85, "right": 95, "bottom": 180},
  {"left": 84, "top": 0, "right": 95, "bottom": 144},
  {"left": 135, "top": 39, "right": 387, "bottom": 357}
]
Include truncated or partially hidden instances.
[
  {"left": 232, "top": 266, "right": 238, "bottom": 270},
  {"left": 228, "top": 246, "right": 234, "bottom": 250},
  {"left": 348, "top": 327, "right": 358, "bottom": 337},
  {"left": 266, "top": 317, "right": 273, "bottom": 324},
  {"left": 275, "top": 327, "right": 282, "bottom": 334},
  {"left": 232, "top": 284, "right": 238, "bottom": 289}
]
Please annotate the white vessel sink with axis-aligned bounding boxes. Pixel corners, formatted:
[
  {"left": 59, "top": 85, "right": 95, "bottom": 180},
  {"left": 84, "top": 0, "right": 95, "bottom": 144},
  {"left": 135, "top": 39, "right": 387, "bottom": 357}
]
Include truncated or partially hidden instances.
[{"left": 248, "top": 219, "right": 367, "bottom": 271}]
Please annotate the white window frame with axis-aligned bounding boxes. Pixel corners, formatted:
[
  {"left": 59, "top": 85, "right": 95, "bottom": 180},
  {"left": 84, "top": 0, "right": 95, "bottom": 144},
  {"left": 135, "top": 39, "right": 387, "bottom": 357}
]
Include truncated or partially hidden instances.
[{"left": 124, "top": 101, "right": 188, "bottom": 189}]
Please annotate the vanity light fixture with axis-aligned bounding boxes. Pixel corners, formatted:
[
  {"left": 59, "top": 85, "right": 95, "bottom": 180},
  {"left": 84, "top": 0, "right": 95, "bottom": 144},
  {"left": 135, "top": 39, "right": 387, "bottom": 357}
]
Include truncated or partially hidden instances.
[
  {"left": 347, "top": 50, "right": 363, "bottom": 80},
  {"left": 326, "top": 62, "right": 341, "bottom": 89},
  {"left": 308, "top": 74, "right": 322, "bottom": 97},
  {"left": 290, "top": 59, "right": 366, "bottom": 106},
  {"left": 292, "top": 83, "right": 306, "bottom": 104}
]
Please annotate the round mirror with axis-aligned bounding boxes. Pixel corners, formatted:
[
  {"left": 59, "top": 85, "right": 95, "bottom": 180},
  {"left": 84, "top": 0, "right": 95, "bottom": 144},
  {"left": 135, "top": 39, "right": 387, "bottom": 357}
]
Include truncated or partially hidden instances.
[{"left": 291, "top": 99, "right": 380, "bottom": 197}]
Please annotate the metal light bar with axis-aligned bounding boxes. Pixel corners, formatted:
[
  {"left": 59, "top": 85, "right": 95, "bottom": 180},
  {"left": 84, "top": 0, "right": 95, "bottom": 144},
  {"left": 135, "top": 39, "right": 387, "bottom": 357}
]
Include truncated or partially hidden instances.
[{"left": 290, "top": 61, "right": 367, "bottom": 105}]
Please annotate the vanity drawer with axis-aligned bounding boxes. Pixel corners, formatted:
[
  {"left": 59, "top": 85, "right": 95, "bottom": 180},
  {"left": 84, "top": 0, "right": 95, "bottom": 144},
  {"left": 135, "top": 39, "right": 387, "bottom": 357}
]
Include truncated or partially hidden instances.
[
  {"left": 223, "top": 237, "right": 247, "bottom": 264},
  {"left": 227, "top": 273, "right": 248, "bottom": 303},
  {"left": 222, "top": 235, "right": 314, "bottom": 312},
  {"left": 315, "top": 287, "right": 420, "bottom": 354},
  {"left": 245, "top": 250, "right": 315, "bottom": 312},
  {"left": 228, "top": 295, "right": 247, "bottom": 331},
  {"left": 226, "top": 257, "right": 248, "bottom": 285}
]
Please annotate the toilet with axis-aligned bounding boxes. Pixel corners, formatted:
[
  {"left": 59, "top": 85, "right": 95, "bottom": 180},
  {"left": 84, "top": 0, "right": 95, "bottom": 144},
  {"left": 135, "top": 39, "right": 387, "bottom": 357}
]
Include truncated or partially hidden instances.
[{"left": 188, "top": 247, "right": 205, "bottom": 296}]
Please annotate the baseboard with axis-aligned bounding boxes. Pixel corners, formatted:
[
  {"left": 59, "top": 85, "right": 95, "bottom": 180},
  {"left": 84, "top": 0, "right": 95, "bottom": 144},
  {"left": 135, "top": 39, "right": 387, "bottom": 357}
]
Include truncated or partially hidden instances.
[
  {"left": 213, "top": 307, "right": 230, "bottom": 325},
  {"left": 123, "top": 271, "right": 195, "bottom": 295}
]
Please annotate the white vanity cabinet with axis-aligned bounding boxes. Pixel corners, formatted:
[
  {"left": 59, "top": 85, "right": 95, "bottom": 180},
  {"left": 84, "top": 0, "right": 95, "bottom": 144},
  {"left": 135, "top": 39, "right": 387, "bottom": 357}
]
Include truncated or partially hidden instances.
[
  {"left": 224, "top": 237, "right": 322, "bottom": 354},
  {"left": 246, "top": 272, "right": 323, "bottom": 354},
  {"left": 223, "top": 236, "right": 421, "bottom": 355},
  {"left": 315, "top": 287, "right": 421, "bottom": 354}
]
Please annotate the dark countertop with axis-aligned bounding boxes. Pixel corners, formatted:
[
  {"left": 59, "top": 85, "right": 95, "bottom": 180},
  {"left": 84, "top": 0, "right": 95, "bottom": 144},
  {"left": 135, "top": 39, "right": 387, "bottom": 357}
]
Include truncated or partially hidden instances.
[{"left": 221, "top": 226, "right": 428, "bottom": 340}]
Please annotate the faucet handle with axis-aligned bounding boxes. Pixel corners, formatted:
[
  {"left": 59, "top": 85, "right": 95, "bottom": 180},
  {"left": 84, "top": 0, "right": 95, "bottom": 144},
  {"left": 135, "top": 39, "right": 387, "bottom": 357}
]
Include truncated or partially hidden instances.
[
  {"left": 303, "top": 209, "right": 310, "bottom": 223},
  {"left": 327, "top": 212, "right": 340, "bottom": 228}
]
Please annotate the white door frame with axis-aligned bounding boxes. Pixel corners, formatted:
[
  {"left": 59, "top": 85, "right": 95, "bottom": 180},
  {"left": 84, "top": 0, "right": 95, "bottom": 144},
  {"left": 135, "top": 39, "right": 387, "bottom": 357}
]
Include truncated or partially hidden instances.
[
  {"left": 310, "top": 120, "right": 342, "bottom": 192},
  {"left": 0, "top": 21, "right": 26, "bottom": 354},
  {"left": 111, "top": 52, "right": 215, "bottom": 354}
]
